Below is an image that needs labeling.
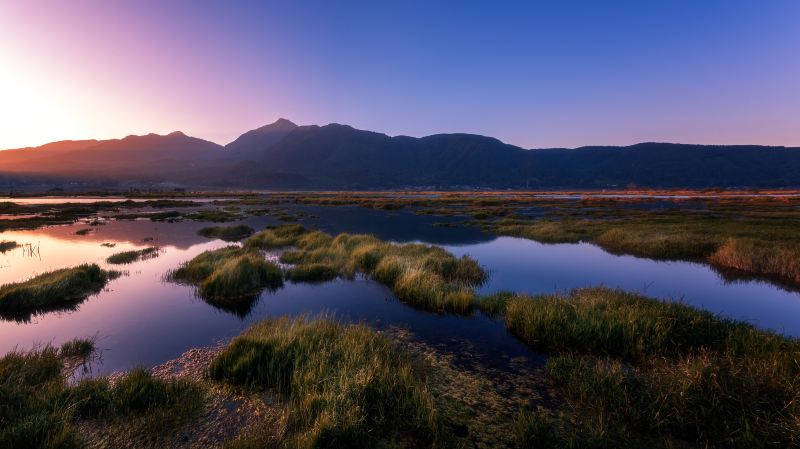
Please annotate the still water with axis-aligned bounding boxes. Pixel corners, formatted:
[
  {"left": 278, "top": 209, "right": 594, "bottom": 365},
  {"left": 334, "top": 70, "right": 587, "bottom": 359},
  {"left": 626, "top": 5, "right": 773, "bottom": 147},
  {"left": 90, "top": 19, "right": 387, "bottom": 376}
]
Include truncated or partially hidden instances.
[{"left": 1, "top": 206, "right": 798, "bottom": 375}]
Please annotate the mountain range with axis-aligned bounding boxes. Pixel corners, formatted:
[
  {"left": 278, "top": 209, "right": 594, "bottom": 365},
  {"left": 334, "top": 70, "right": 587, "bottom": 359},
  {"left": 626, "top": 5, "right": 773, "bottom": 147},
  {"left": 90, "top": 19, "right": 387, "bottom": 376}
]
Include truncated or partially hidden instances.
[{"left": 2, "top": 119, "right": 799, "bottom": 189}]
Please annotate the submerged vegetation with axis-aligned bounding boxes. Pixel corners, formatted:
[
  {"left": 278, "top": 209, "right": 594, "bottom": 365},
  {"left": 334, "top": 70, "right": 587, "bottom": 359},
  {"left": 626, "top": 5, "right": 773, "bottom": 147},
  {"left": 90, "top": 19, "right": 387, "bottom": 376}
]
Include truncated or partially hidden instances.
[
  {"left": 0, "top": 343, "right": 203, "bottom": 448},
  {"left": 106, "top": 246, "right": 160, "bottom": 264},
  {"left": 0, "top": 264, "right": 119, "bottom": 321},
  {"left": 210, "top": 316, "right": 443, "bottom": 448},
  {"left": 198, "top": 224, "right": 255, "bottom": 241}
]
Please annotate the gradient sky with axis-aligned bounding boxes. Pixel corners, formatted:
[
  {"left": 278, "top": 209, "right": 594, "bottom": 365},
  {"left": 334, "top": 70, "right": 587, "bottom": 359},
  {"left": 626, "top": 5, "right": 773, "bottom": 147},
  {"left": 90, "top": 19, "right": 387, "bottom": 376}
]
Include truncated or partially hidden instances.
[{"left": 1, "top": 0, "right": 799, "bottom": 150}]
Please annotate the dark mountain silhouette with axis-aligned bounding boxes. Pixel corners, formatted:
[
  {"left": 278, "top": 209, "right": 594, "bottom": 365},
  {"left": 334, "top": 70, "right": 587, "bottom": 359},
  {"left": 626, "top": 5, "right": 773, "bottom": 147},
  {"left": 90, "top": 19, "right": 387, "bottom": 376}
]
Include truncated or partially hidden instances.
[
  {"left": 2, "top": 120, "right": 800, "bottom": 189},
  {"left": 225, "top": 118, "right": 298, "bottom": 159},
  {"left": 0, "top": 132, "right": 223, "bottom": 180}
]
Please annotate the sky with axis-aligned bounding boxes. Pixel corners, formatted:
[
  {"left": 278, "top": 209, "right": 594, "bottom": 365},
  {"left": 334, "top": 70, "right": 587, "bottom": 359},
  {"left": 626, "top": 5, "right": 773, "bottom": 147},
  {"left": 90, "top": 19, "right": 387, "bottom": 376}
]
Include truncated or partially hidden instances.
[{"left": 0, "top": 0, "right": 799, "bottom": 150}]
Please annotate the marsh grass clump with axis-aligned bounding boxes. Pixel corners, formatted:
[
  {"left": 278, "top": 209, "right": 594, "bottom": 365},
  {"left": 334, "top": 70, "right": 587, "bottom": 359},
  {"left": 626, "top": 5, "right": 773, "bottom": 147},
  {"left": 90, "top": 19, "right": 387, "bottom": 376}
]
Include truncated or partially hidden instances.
[
  {"left": 200, "top": 253, "right": 283, "bottom": 300},
  {"left": 244, "top": 224, "right": 307, "bottom": 250},
  {"left": 502, "top": 287, "right": 791, "bottom": 361},
  {"left": 105, "top": 246, "right": 160, "bottom": 264},
  {"left": 709, "top": 237, "right": 800, "bottom": 286},
  {"left": 0, "top": 264, "right": 119, "bottom": 321},
  {"left": 475, "top": 290, "right": 515, "bottom": 318},
  {"left": 492, "top": 199, "right": 800, "bottom": 289},
  {"left": 0, "top": 346, "right": 79, "bottom": 448},
  {"left": 70, "top": 367, "right": 204, "bottom": 436},
  {"left": 0, "top": 240, "right": 17, "bottom": 253},
  {"left": 74, "top": 228, "right": 92, "bottom": 236},
  {"left": 494, "top": 288, "right": 800, "bottom": 448},
  {"left": 1, "top": 340, "right": 201, "bottom": 448},
  {"left": 245, "top": 225, "right": 488, "bottom": 313},
  {"left": 198, "top": 224, "right": 255, "bottom": 241},
  {"left": 209, "top": 316, "right": 443, "bottom": 448},
  {"left": 546, "top": 353, "right": 800, "bottom": 447},
  {"left": 285, "top": 262, "right": 340, "bottom": 282},
  {"left": 186, "top": 209, "right": 242, "bottom": 222},
  {"left": 513, "top": 409, "right": 558, "bottom": 448},
  {"left": 59, "top": 338, "right": 95, "bottom": 359},
  {"left": 169, "top": 246, "right": 283, "bottom": 307}
]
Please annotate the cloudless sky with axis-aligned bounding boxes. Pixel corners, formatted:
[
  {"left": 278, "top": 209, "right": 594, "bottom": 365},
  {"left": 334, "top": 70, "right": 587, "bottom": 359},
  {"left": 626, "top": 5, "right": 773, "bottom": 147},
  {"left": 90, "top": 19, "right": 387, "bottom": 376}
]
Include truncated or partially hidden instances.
[{"left": 1, "top": 0, "right": 798, "bottom": 149}]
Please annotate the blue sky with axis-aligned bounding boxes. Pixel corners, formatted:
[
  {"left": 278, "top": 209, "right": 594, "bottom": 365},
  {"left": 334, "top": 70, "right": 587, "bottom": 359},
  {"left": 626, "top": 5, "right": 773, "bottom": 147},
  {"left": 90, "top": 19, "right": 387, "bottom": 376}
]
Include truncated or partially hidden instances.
[{"left": 1, "top": 0, "right": 798, "bottom": 148}]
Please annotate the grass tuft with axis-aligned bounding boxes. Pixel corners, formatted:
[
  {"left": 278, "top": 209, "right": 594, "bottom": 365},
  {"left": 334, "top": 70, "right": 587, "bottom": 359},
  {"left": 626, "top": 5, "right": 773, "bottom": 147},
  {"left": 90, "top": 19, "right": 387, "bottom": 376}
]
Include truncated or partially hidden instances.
[
  {"left": 209, "top": 316, "right": 443, "bottom": 448},
  {"left": 106, "top": 247, "right": 160, "bottom": 264},
  {"left": 0, "top": 241, "right": 17, "bottom": 253},
  {"left": 0, "top": 264, "right": 119, "bottom": 321},
  {"left": 0, "top": 345, "right": 202, "bottom": 448},
  {"left": 169, "top": 246, "right": 283, "bottom": 310},
  {"left": 59, "top": 338, "right": 95, "bottom": 359},
  {"left": 489, "top": 287, "right": 800, "bottom": 448},
  {"left": 198, "top": 224, "right": 255, "bottom": 241},
  {"left": 285, "top": 263, "right": 340, "bottom": 282},
  {"left": 245, "top": 225, "right": 488, "bottom": 313}
]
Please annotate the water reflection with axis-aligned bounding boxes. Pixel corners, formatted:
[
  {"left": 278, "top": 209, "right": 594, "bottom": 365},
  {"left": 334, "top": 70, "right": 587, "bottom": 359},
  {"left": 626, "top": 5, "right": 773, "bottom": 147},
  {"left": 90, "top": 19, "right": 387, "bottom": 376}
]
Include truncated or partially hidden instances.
[
  {"left": 446, "top": 237, "right": 800, "bottom": 336},
  {"left": 1, "top": 211, "right": 799, "bottom": 378}
]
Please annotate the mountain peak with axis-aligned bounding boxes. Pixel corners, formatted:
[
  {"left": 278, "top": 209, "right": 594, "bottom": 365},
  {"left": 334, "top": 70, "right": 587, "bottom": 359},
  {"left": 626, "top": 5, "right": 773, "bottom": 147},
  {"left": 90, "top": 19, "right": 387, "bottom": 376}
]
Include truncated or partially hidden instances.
[
  {"left": 168, "top": 131, "right": 187, "bottom": 137},
  {"left": 225, "top": 118, "right": 298, "bottom": 152},
  {"left": 254, "top": 118, "right": 297, "bottom": 133}
]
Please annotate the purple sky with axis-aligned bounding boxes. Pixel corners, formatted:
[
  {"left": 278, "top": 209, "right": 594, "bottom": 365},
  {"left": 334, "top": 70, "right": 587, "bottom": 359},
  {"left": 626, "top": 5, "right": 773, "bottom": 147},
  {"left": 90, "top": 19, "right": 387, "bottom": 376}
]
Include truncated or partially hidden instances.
[{"left": 1, "top": 0, "right": 799, "bottom": 149}]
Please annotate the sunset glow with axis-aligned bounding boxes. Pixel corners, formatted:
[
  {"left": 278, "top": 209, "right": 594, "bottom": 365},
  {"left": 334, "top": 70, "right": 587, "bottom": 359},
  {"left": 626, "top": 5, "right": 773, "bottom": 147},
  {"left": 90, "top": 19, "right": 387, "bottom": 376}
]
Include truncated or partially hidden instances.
[{"left": 1, "top": 0, "right": 799, "bottom": 149}]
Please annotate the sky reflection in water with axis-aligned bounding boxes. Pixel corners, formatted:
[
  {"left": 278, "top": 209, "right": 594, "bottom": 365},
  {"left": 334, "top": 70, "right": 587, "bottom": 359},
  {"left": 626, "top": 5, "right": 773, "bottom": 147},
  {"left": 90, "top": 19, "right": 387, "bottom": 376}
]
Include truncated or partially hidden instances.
[{"left": 1, "top": 208, "right": 798, "bottom": 376}]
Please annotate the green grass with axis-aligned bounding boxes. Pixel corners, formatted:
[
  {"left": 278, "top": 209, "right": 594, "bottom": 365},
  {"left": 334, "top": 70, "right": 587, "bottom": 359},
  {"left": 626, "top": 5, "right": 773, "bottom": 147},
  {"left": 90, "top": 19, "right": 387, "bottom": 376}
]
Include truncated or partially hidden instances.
[
  {"left": 474, "top": 290, "right": 514, "bottom": 318},
  {"left": 209, "top": 316, "right": 444, "bottom": 448},
  {"left": 0, "top": 241, "right": 17, "bottom": 253},
  {"left": 247, "top": 225, "right": 488, "bottom": 313},
  {"left": 285, "top": 263, "right": 340, "bottom": 282},
  {"left": 70, "top": 367, "right": 203, "bottom": 433},
  {"left": 501, "top": 287, "right": 792, "bottom": 361},
  {"left": 0, "top": 264, "right": 120, "bottom": 321},
  {"left": 0, "top": 346, "right": 80, "bottom": 448},
  {"left": 513, "top": 409, "right": 558, "bottom": 448},
  {"left": 244, "top": 224, "right": 308, "bottom": 250},
  {"left": 169, "top": 246, "right": 283, "bottom": 306},
  {"left": 709, "top": 237, "right": 800, "bottom": 286},
  {"left": 59, "top": 338, "right": 95, "bottom": 359},
  {"left": 198, "top": 224, "right": 255, "bottom": 241},
  {"left": 488, "top": 288, "right": 800, "bottom": 448},
  {"left": 546, "top": 353, "right": 799, "bottom": 448},
  {"left": 493, "top": 206, "right": 800, "bottom": 288},
  {"left": 105, "top": 246, "right": 160, "bottom": 264},
  {"left": 0, "top": 344, "right": 203, "bottom": 448},
  {"left": 186, "top": 209, "right": 242, "bottom": 222}
]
